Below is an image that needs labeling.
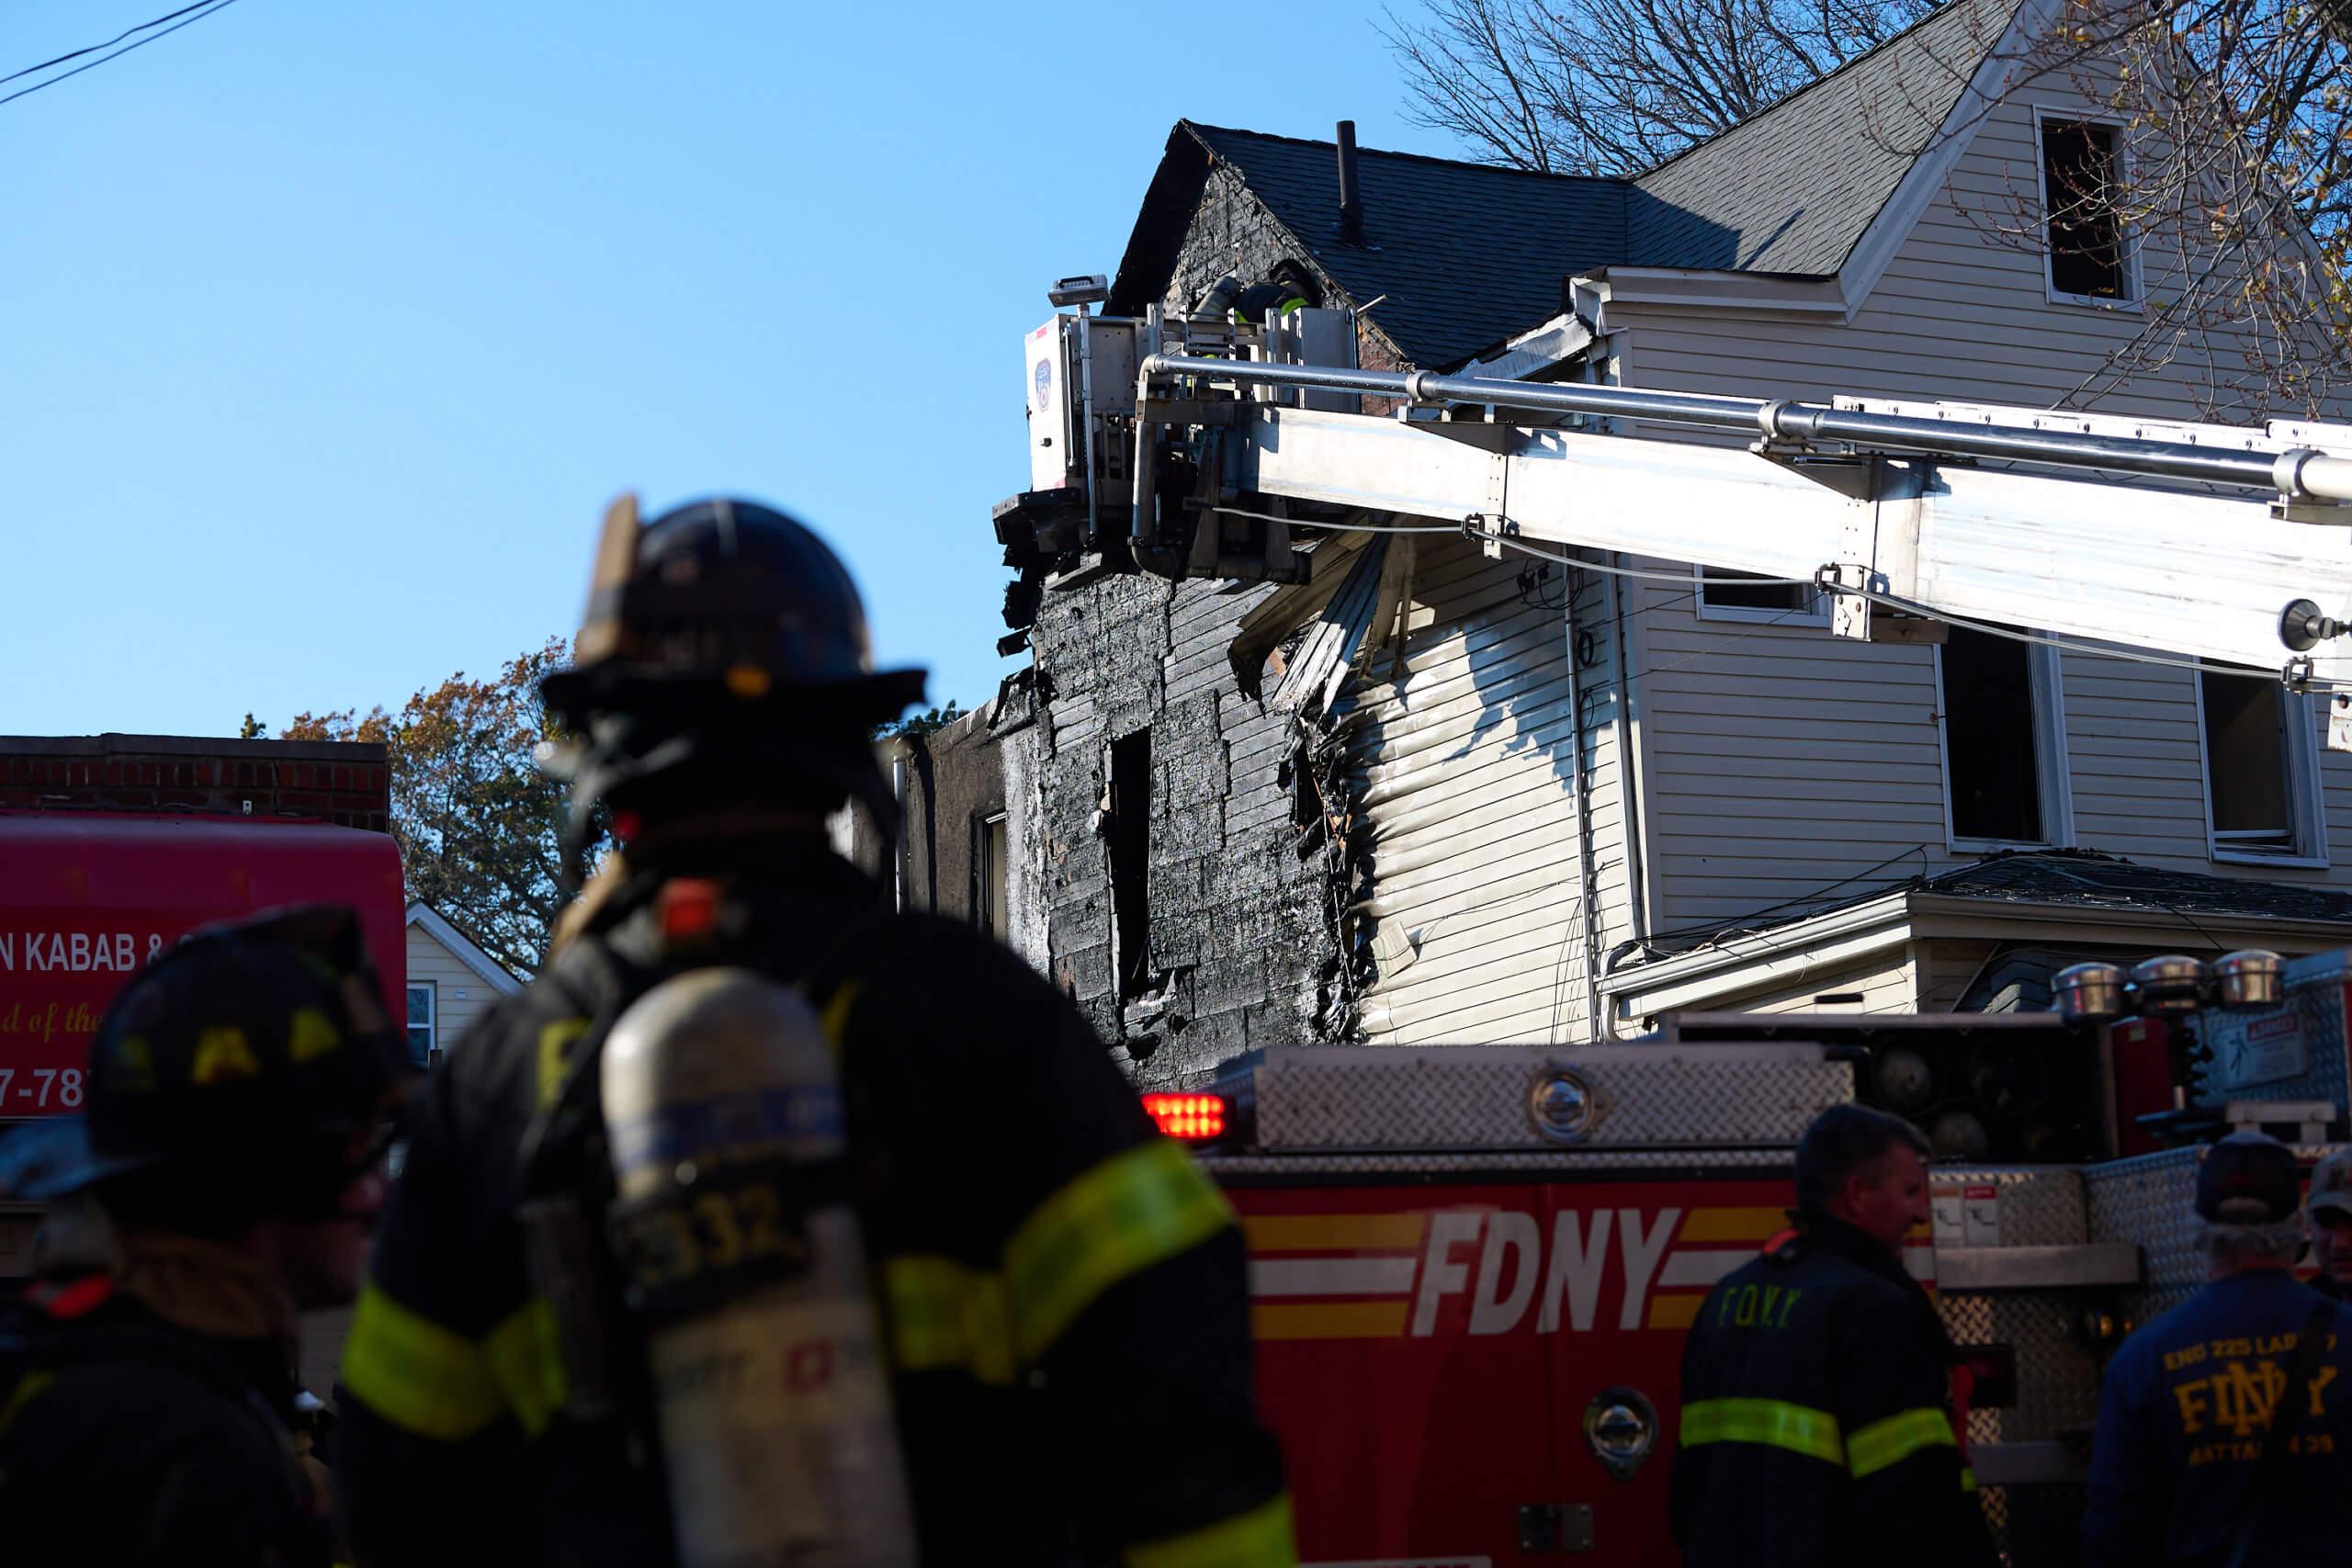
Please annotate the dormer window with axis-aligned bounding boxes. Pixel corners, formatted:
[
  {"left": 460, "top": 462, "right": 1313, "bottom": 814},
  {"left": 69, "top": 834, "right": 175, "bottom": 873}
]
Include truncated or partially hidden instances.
[{"left": 2039, "top": 114, "right": 2132, "bottom": 304}]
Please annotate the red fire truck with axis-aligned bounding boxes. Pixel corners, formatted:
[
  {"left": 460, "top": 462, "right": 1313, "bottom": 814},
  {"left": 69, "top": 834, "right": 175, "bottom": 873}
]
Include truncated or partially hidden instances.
[{"left": 1143, "top": 963, "right": 2351, "bottom": 1566}]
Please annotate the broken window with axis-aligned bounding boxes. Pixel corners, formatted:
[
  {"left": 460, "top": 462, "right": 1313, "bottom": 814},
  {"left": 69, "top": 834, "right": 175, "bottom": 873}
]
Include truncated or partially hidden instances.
[
  {"left": 1940, "top": 626, "right": 2068, "bottom": 846},
  {"left": 976, "top": 812, "right": 1011, "bottom": 940},
  {"left": 2041, "top": 118, "right": 2129, "bottom": 301},
  {"left": 1107, "top": 729, "right": 1153, "bottom": 998},
  {"left": 2199, "top": 671, "right": 2324, "bottom": 862},
  {"left": 1696, "top": 568, "right": 1825, "bottom": 624}
]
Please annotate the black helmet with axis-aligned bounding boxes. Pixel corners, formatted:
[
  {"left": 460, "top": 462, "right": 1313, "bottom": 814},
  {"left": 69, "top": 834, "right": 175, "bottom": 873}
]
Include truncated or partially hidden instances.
[
  {"left": 538, "top": 496, "right": 925, "bottom": 861},
  {"left": 0, "top": 906, "right": 413, "bottom": 1222},
  {"left": 539, "top": 495, "right": 925, "bottom": 728}
]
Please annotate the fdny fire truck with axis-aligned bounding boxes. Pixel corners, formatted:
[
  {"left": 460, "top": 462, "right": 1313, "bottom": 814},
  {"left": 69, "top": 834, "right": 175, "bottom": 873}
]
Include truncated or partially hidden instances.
[
  {"left": 1000, "top": 276, "right": 2352, "bottom": 1562},
  {"left": 1138, "top": 959, "right": 2351, "bottom": 1565}
]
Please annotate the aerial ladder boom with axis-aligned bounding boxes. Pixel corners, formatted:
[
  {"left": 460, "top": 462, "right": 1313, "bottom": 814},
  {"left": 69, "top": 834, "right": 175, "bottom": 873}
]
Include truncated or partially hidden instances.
[{"left": 1003, "top": 291, "right": 2352, "bottom": 704}]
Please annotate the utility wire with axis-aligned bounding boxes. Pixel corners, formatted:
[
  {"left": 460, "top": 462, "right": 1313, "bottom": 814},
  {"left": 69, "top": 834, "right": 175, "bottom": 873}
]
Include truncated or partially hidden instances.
[
  {"left": 1469, "top": 525, "right": 2350, "bottom": 689},
  {"left": 0, "top": 0, "right": 242, "bottom": 109}
]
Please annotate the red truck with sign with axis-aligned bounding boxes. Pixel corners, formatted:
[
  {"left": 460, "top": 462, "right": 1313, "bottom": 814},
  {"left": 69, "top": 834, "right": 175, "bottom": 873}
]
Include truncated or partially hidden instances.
[{"left": 0, "top": 736, "right": 405, "bottom": 1127}]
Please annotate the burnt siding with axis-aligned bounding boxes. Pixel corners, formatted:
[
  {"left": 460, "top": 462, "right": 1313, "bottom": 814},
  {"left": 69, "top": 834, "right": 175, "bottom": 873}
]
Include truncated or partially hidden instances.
[
  {"left": 1171, "top": 166, "right": 1411, "bottom": 376},
  {"left": 898, "top": 708, "right": 1008, "bottom": 926},
  {"left": 1026, "top": 178, "right": 1348, "bottom": 1080}
]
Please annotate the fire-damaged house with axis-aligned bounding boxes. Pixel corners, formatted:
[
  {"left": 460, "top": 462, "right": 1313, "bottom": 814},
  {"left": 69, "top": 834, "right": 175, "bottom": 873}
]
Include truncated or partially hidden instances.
[{"left": 923, "top": 0, "right": 2352, "bottom": 1097}]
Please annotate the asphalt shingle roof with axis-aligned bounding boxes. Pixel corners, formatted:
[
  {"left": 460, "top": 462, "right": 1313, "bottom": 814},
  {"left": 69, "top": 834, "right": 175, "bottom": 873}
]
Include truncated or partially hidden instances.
[
  {"left": 1184, "top": 125, "right": 1624, "bottom": 368},
  {"left": 1654, "top": 851, "right": 2352, "bottom": 960},
  {"left": 1107, "top": 0, "right": 2025, "bottom": 367},
  {"left": 1913, "top": 851, "right": 2352, "bottom": 927},
  {"left": 1630, "top": 0, "right": 2021, "bottom": 273}
]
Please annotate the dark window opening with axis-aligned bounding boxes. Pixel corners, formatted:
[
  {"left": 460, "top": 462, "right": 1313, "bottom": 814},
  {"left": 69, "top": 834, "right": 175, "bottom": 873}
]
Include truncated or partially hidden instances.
[
  {"left": 974, "top": 812, "right": 1010, "bottom": 939},
  {"left": 1701, "top": 570, "right": 1813, "bottom": 615},
  {"left": 2201, "top": 671, "right": 2291, "bottom": 848},
  {"left": 2042, "top": 119, "right": 2127, "bottom": 299},
  {"left": 1108, "top": 729, "right": 1153, "bottom": 998},
  {"left": 1943, "top": 626, "right": 2041, "bottom": 843}
]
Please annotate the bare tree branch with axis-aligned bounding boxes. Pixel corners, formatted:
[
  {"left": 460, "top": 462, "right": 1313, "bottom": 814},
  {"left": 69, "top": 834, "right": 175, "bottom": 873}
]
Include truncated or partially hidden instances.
[{"left": 1385, "top": 0, "right": 2352, "bottom": 414}]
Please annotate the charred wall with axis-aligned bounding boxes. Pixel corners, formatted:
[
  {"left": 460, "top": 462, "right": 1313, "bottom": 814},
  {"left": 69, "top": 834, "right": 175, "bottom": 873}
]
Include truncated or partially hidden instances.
[
  {"left": 1026, "top": 570, "right": 1333, "bottom": 1086},
  {"left": 897, "top": 707, "right": 1006, "bottom": 927},
  {"left": 1016, "top": 173, "right": 1395, "bottom": 1086}
]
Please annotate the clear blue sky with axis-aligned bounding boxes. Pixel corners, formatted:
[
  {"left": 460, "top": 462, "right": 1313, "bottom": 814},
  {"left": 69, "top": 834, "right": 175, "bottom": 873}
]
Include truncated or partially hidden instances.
[{"left": 2, "top": 1, "right": 1457, "bottom": 737}]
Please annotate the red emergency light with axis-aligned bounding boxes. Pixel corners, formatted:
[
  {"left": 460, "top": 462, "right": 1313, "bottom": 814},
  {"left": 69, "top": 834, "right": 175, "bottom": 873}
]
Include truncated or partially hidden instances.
[{"left": 1141, "top": 1092, "right": 1227, "bottom": 1143}]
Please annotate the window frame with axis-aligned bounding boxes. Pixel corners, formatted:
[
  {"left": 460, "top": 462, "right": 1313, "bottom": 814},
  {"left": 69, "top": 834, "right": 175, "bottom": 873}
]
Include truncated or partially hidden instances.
[
  {"left": 2032, "top": 106, "right": 2142, "bottom": 312},
  {"left": 2192, "top": 667, "right": 2330, "bottom": 869},
  {"left": 975, "top": 810, "right": 1011, "bottom": 939},
  {"left": 1692, "top": 566, "right": 1832, "bottom": 627},
  {"left": 405, "top": 979, "right": 436, "bottom": 1066},
  {"left": 1933, "top": 630, "right": 2076, "bottom": 853}
]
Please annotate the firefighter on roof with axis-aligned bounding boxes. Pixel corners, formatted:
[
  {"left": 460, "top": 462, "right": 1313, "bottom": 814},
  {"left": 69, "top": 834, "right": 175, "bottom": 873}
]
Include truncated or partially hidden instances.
[
  {"left": 0, "top": 905, "right": 412, "bottom": 1568},
  {"left": 335, "top": 495, "right": 1292, "bottom": 1568},
  {"left": 1668, "top": 1103, "right": 1996, "bottom": 1568}
]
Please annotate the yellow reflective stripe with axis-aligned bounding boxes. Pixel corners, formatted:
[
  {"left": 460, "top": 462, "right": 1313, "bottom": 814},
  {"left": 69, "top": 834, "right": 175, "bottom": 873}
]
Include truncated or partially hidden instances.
[
  {"left": 885, "top": 1255, "right": 1017, "bottom": 1386},
  {"left": 1679, "top": 1398, "right": 1846, "bottom": 1467},
  {"left": 537, "top": 1018, "right": 591, "bottom": 1109},
  {"left": 1127, "top": 1493, "right": 1296, "bottom": 1568},
  {"left": 341, "top": 1282, "right": 506, "bottom": 1441},
  {"left": 0, "top": 1371, "right": 54, "bottom": 1439},
  {"left": 482, "top": 1296, "right": 571, "bottom": 1438},
  {"left": 1961, "top": 1466, "right": 1979, "bottom": 1493},
  {"left": 818, "top": 978, "right": 863, "bottom": 1052},
  {"left": 885, "top": 1140, "right": 1236, "bottom": 1382},
  {"left": 1006, "top": 1139, "right": 1235, "bottom": 1360},
  {"left": 1847, "top": 1406, "right": 1957, "bottom": 1478}
]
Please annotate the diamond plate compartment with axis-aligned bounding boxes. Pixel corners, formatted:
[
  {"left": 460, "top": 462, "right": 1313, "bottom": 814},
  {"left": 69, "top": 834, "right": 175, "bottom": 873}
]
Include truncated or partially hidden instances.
[
  {"left": 2086, "top": 1145, "right": 2206, "bottom": 1315},
  {"left": 1235, "top": 1044, "right": 1853, "bottom": 1151},
  {"left": 1931, "top": 1167, "right": 2088, "bottom": 1247},
  {"left": 2190, "top": 951, "right": 2351, "bottom": 1115},
  {"left": 2088, "top": 1142, "right": 2350, "bottom": 1320},
  {"left": 1200, "top": 1148, "right": 1795, "bottom": 1178},
  {"left": 1941, "top": 1292, "right": 2102, "bottom": 1445}
]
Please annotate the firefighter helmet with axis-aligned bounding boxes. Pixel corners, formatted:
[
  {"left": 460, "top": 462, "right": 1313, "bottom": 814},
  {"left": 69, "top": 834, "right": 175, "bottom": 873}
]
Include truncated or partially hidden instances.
[
  {"left": 538, "top": 496, "right": 925, "bottom": 862},
  {"left": 539, "top": 495, "right": 925, "bottom": 729},
  {"left": 0, "top": 905, "right": 412, "bottom": 1218}
]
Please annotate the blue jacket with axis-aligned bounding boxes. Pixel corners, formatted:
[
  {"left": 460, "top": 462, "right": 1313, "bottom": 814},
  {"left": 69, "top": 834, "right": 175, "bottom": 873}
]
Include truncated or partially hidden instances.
[{"left": 2086, "top": 1269, "right": 2352, "bottom": 1567}]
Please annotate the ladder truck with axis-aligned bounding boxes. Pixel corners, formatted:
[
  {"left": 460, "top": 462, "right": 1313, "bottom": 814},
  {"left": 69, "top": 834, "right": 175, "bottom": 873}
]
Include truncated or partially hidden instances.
[{"left": 999, "top": 277, "right": 2352, "bottom": 1565}]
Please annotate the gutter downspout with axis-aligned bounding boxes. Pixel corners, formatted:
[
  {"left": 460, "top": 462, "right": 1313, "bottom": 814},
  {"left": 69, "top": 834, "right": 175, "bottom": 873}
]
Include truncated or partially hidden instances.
[{"left": 1609, "top": 555, "right": 1651, "bottom": 1039}]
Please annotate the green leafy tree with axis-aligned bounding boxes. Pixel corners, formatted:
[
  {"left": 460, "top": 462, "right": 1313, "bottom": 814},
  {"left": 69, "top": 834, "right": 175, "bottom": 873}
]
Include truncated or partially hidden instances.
[
  {"left": 878, "top": 701, "right": 965, "bottom": 740},
  {"left": 283, "top": 639, "right": 587, "bottom": 977}
]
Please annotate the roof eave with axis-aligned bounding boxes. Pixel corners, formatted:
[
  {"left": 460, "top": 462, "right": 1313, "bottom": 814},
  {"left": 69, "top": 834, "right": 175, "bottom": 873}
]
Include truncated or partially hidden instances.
[
  {"left": 1600, "top": 885, "right": 2352, "bottom": 1022},
  {"left": 1832, "top": 0, "right": 2063, "bottom": 314},
  {"left": 404, "top": 900, "right": 526, "bottom": 992}
]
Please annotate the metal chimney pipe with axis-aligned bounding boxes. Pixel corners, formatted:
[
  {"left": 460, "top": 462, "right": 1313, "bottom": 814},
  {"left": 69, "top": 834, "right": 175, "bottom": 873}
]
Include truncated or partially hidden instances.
[{"left": 1336, "top": 120, "right": 1363, "bottom": 243}]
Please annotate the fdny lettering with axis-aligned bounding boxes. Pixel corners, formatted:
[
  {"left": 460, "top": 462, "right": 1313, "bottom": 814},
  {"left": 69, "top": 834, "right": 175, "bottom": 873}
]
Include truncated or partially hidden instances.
[
  {"left": 0, "top": 933, "right": 148, "bottom": 974},
  {"left": 1716, "top": 1282, "right": 1804, "bottom": 1331},
  {"left": 1408, "top": 1208, "right": 1680, "bottom": 1337},
  {"left": 2171, "top": 1338, "right": 2338, "bottom": 1442}
]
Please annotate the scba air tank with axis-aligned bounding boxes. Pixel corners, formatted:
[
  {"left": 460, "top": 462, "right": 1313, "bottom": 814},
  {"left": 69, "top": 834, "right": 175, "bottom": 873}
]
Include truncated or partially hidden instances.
[{"left": 601, "top": 968, "right": 917, "bottom": 1568}]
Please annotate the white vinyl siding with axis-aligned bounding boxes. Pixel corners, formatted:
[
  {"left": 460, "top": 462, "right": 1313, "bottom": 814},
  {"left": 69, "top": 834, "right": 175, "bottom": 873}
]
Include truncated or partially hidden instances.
[
  {"left": 1589, "top": 78, "right": 2352, "bottom": 937},
  {"left": 1351, "top": 536, "right": 1631, "bottom": 1043},
  {"left": 402, "top": 919, "right": 516, "bottom": 1055},
  {"left": 1709, "top": 954, "right": 1917, "bottom": 1015},
  {"left": 1637, "top": 570, "right": 1951, "bottom": 932}
]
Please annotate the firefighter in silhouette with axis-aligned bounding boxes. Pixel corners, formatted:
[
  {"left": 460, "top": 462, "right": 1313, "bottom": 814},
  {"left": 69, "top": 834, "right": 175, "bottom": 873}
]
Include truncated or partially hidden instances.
[
  {"left": 1669, "top": 1103, "right": 1996, "bottom": 1568},
  {"left": 0, "top": 906, "right": 411, "bottom": 1567},
  {"left": 335, "top": 495, "right": 1291, "bottom": 1568}
]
